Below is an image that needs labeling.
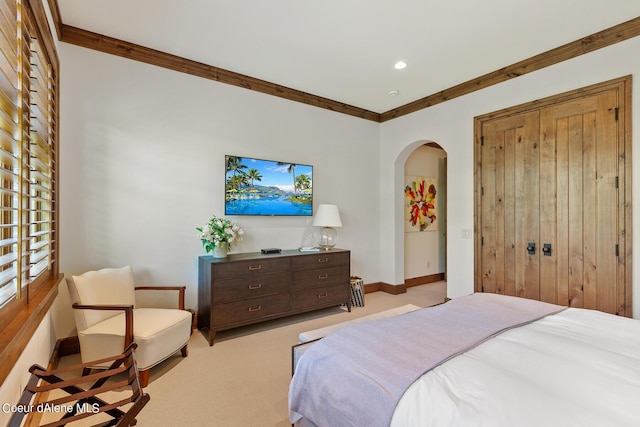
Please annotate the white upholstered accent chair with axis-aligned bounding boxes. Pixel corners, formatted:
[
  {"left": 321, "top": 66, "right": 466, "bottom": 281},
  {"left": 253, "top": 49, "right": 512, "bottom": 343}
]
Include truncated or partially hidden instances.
[{"left": 66, "top": 266, "right": 192, "bottom": 387}]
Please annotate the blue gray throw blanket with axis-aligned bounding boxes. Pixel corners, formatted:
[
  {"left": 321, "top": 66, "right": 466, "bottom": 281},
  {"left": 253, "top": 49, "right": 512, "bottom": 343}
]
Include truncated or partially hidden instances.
[{"left": 289, "top": 293, "right": 565, "bottom": 427}]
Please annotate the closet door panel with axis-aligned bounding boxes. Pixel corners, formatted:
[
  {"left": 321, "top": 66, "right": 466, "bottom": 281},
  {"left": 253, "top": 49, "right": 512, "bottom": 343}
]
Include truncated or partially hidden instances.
[
  {"left": 539, "top": 110, "right": 558, "bottom": 304},
  {"left": 548, "top": 115, "right": 571, "bottom": 306},
  {"left": 582, "top": 111, "right": 598, "bottom": 310},
  {"left": 494, "top": 130, "right": 506, "bottom": 294},
  {"left": 595, "top": 91, "right": 620, "bottom": 314},
  {"left": 480, "top": 112, "right": 538, "bottom": 298},
  {"left": 539, "top": 94, "right": 616, "bottom": 310},
  {"left": 503, "top": 129, "right": 516, "bottom": 296},
  {"left": 480, "top": 135, "right": 498, "bottom": 294},
  {"left": 567, "top": 114, "right": 586, "bottom": 309},
  {"left": 540, "top": 111, "right": 590, "bottom": 308},
  {"left": 514, "top": 113, "right": 540, "bottom": 300},
  {"left": 535, "top": 92, "right": 618, "bottom": 312}
]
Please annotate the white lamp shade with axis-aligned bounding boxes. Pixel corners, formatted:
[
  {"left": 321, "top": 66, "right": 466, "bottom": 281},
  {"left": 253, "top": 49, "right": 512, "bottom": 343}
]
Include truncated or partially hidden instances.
[{"left": 312, "top": 204, "right": 342, "bottom": 227}]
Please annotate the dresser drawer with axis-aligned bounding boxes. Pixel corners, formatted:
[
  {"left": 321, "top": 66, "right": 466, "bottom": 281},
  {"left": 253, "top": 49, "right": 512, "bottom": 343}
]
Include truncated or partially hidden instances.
[
  {"left": 213, "top": 294, "right": 291, "bottom": 326},
  {"left": 212, "top": 257, "right": 290, "bottom": 280},
  {"left": 291, "top": 251, "right": 349, "bottom": 270},
  {"left": 291, "top": 284, "right": 349, "bottom": 311},
  {"left": 213, "top": 272, "right": 290, "bottom": 304},
  {"left": 292, "top": 265, "right": 349, "bottom": 290}
]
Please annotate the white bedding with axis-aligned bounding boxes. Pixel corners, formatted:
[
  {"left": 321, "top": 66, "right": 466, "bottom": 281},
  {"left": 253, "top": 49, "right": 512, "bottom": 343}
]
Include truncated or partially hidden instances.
[
  {"left": 290, "top": 294, "right": 566, "bottom": 426},
  {"left": 391, "top": 307, "right": 640, "bottom": 426}
]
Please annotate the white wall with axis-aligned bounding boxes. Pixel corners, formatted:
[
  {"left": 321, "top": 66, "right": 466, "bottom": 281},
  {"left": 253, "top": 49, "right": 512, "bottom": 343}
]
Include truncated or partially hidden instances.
[
  {"left": 0, "top": 313, "right": 55, "bottom": 426},
  {"left": 380, "top": 36, "right": 640, "bottom": 318},
  {"left": 56, "top": 44, "right": 381, "bottom": 337},
  {"left": 404, "top": 145, "right": 446, "bottom": 279}
]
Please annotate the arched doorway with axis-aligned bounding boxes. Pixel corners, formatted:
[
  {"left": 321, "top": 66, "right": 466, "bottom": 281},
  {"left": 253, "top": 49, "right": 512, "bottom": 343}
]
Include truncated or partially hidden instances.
[{"left": 403, "top": 142, "right": 447, "bottom": 288}]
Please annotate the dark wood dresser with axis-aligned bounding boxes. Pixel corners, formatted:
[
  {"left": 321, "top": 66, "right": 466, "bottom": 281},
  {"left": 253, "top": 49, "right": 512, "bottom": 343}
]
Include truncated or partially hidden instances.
[{"left": 198, "top": 249, "right": 350, "bottom": 345}]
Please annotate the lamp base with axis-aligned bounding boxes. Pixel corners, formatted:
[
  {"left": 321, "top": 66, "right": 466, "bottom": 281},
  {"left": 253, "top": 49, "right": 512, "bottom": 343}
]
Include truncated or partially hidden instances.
[{"left": 317, "top": 227, "right": 337, "bottom": 250}]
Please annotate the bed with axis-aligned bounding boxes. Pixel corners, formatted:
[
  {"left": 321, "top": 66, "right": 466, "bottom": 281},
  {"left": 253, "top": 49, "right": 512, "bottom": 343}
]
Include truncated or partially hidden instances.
[{"left": 288, "top": 293, "right": 640, "bottom": 427}]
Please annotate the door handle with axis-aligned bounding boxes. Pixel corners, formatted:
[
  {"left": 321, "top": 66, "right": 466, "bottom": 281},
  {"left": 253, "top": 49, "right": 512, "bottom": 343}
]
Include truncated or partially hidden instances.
[
  {"left": 527, "top": 242, "right": 536, "bottom": 255},
  {"left": 542, "top": 243, "right": 552, "bottom": 256}
]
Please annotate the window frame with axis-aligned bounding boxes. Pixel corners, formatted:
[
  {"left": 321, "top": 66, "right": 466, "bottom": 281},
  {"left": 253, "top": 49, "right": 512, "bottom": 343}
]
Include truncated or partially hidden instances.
[{"left": 0, "top": 0, "right": 60, "bottom": 387}]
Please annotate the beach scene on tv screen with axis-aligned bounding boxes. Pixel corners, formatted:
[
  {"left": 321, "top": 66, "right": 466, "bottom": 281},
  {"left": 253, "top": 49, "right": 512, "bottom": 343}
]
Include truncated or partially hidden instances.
[{"left": 225, "top": 155, "right": 313, "bottom": 216}]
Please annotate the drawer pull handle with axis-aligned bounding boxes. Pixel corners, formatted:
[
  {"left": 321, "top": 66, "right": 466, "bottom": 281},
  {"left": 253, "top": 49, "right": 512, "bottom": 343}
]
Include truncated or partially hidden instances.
[
  {"left": 317, "top": 258, "right": 329, "bottom": 263},
  {"left": 248, "top": 265, "right": 262, "bottom": 271},
  {"left": 318, "top": 274, "right": 329, "bottom": 280},
  {"left": 248, "top": 305, "right": 262, "bottom": 312},
  {"left": 318, "top": 293, "right": 328, "bottom": 299},
  {"left": 248, "top": 284, "right": 262, "bottom": 290}
]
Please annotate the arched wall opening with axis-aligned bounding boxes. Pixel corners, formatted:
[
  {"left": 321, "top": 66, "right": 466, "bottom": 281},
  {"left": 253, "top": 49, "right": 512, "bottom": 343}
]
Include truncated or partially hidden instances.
[
  {"left": 381, "top": 131, "right": 473, "bottom": 301},
  {"left": 403, "top": 142, "right": 447, "bottom": 287},
  {"left": 393, "top": 140, "right": 447, "bottom": 294}
]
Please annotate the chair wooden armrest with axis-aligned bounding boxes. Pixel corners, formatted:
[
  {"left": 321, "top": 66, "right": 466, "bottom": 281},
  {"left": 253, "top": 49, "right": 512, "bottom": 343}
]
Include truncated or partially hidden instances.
[
  {"left": 8, "top": 343, "right": 150, "bottom": 427},
  {"left": 72, "top": 303, "right": 135, "bottom": 347},
  {"left": 134, "top": 286, "right": 186, "bottom": 310}
]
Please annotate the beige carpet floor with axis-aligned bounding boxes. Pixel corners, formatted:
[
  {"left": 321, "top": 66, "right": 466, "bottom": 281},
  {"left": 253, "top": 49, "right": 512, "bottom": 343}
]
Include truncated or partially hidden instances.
[{"left": 52, "top": 282, "right": 446, "bottom": 426}]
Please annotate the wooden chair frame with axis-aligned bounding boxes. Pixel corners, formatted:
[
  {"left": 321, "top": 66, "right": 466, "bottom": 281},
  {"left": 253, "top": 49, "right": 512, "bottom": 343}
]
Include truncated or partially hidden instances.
[
  {"left": 72, "top": 286, "right": 188, "bottom": 387},
  {"left": 9, "top": 343, "right": 150, "bottom": 427}
]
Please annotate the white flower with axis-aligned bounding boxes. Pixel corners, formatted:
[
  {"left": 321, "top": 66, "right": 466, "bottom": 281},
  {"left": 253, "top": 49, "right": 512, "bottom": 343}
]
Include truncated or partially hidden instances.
[{"left": 196, "top": 215, "right": 244, "bottom": 253}]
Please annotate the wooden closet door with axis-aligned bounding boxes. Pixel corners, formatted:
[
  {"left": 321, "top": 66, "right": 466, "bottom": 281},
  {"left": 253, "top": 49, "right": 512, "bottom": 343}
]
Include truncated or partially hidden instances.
[
  {"left": 480, "top": 111, "right": 540, "bottom": 300},
  {"left": 539, "top": 92, "right": 619, "bottom": 313},
  {"left": 476, "top": 83, "right": 626, "bottom": 316}
]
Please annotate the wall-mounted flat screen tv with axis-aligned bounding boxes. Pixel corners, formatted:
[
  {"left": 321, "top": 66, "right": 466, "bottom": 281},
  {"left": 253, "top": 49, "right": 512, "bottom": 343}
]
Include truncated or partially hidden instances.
[{"left": 225, "top": 155, "right": 313, "bottom": 216}]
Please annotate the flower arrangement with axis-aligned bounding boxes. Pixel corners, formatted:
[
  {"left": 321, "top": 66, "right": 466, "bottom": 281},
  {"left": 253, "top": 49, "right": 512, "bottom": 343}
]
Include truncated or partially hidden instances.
[{"left": 196, "top": 215, "right": 244, "bottom": 253}]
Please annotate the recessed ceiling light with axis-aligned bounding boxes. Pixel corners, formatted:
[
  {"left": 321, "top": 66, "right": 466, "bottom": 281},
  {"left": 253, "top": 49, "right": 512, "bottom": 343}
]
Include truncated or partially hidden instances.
[
  {"left": 388, "top": 90, "right": 399, "bottom": 97},
  {"left": 394, "top": 61, "right": 407, "bottom": 70}
]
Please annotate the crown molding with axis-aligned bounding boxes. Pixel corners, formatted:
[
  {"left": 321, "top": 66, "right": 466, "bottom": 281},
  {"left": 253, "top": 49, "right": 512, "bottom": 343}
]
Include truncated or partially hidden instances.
[
  {"left": 47, "top": 1, "right": 639, "bottom": 123},
  {"left": 57, "top": 24, "right": 382, "bottom": 122},
  {"left": 380, "top": 16, "right": 640, "bottom": 122}
]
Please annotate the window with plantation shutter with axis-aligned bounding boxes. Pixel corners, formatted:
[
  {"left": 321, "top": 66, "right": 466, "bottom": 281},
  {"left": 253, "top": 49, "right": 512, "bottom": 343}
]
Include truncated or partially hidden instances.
[
  {"left": 25, "top": 8, "right": 55, "bottom": 285},
  {"left": 0, "top": 0, "right": 57, "bottom": 311},
  {"left": 0, "top": 0, "right": 59, "bottom": 388},
  {"left": 0, "top": 0, "right": 20, "bottom": 308}
]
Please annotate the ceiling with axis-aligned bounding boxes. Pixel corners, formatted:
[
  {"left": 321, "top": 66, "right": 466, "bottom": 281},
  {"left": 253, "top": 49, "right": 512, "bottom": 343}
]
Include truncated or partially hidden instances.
[{"left": 56, "top": 0, "right": 640, "bottom": 114}]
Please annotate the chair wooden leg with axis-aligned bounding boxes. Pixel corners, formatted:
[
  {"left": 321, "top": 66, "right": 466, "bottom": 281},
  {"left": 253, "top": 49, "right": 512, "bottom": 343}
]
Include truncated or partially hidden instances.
[
  {"left": 139, "top": 369, "right": 150, "bottom": 388},
  {"left": 181, "top": 344, "right": 189, "bottom": 357}
]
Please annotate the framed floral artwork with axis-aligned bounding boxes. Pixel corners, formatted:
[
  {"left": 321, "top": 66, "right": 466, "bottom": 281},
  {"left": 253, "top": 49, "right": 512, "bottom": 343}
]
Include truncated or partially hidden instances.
[{"left": 404, "top": 176, "right": 438, "bottom": 232}]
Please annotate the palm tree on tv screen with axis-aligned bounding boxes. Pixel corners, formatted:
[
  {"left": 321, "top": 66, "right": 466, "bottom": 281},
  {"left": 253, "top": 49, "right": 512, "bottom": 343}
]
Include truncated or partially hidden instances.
[
  {"left": 226, "top": 156, "right": 247, "bottom": 178},
  {"left": 277, "top": 162, "right": 297, "bottom": 194},
  {"left": 226, "top": 174, "right": 247, "bottom": 199},
  {"left": 295, "top": 174, "right": 311, "bottom": 193},
  {"left": 246, "top": 168, "right": 263, "bottom": 188},
  {"left": 226, "top": 156, "right": 249, "bottom": 193}
]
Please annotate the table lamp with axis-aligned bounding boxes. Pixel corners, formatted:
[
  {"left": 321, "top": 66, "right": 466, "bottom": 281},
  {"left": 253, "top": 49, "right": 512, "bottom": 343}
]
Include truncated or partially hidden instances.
[{"left": 312, "top": 204, "right": 342, "bottom": 250}]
